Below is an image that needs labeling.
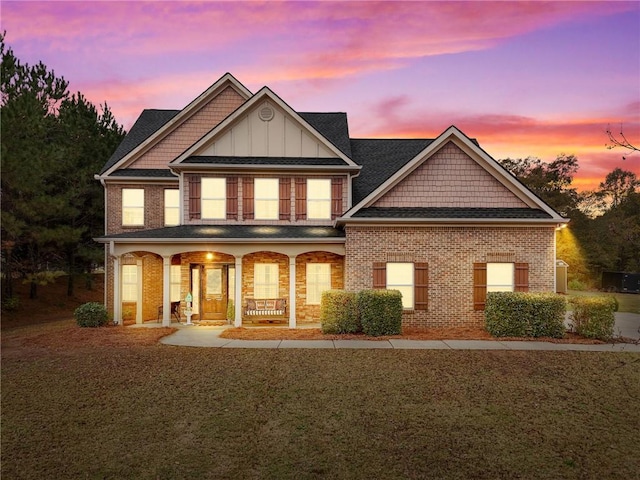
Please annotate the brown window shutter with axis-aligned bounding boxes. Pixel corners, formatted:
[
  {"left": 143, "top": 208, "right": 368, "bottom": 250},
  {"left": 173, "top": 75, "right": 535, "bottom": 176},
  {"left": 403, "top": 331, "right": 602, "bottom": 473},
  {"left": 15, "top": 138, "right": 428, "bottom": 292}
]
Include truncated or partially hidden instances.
[
  {"left": 295, "top": 178, "right": 307, "bottom": 220},
  {"left": 373, "top": 262, "right": 386, "bottom": 289},
  {"left": 473, "top": 263, "right": 487, "bottom": 311},
  {"left": 414, "top": 262, "right": 428, "bottom": 310},
  {"left": 331, "top": 177, "right": 343, "bottom": 219},
  {"left": 279, "top": 178, "right": 291, "bottom": 220},
  {"left": 188, "top": 175, "right": 201, "bottom": 220},
  {"left": 243, "top": 177, "right": 254, "bottom": 220},
  {"left": 515, "top": 263, "right": 529, "bottom": 292},
  {"left": 226, "top": 177, "right": 238, "bottom": 220}
]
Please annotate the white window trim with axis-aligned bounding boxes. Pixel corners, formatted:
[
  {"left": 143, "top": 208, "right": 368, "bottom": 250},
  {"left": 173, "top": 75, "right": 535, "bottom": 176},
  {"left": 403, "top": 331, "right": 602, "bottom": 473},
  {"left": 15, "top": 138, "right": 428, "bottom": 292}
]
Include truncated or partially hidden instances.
[
  {"left": 487, "top": 262, "right": 515, "bottom": 292},
  {"left": 386, "top": 262, "right": 414, "bottom": 310},
  {"left": 307, "top": 178, "right": 331, "bottom": 220},
  {"left": 306, "top": 263, "right": 331, "bottom": 305},
  {"left": 122, "top": 264, "right": 138, "bottom": 302},
  {"left": 170, "top": 265, "right": 181, "bottom": 302},
  {"left": 201, "top": 178, "right": 226, "bottom": 219},
  {"left": 164, "top": 189, "right": 180, "bottom": 226},
  {"left": 254, "top": 263, "right": 279, "bottom": 299},
  {"left": 255, "top": 178, "right": 279, "bottom": 220},
  {"left": 122, "top": 188, "right": 144, "bottom": 226}
]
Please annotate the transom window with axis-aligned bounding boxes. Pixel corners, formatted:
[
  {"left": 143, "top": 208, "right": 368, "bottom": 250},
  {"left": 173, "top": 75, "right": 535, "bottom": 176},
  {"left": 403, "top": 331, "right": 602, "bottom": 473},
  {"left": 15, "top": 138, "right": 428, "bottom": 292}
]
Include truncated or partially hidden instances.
[
  {"left": 306, "top": 263, "right": 331, "bottom": 305},
  {"left": 122, "top": 265, "right": 138, "bottom": 302},
  {"left": 164, "top": 189, "right": 180, "bottom": 226},
  {"left": 255, "top": 178, "right": 279, "bottom": 220},
  {"left": 254, "top": 263, "right": 279, "bottom": 298},
  {"left": 201, "top": 178, "right": 226, "bottom": 219},
  {"left": 307, "top": 179, "right": 331, "bottom": 219},
  {"left": 487, "top": 263, "right": 515, "bottom": 292},
  {"left": 122, "top": 188, "right": 144, "bottom": 226},
  {"left": 386, "top": 262, "right": 414, "bottom": 309}
]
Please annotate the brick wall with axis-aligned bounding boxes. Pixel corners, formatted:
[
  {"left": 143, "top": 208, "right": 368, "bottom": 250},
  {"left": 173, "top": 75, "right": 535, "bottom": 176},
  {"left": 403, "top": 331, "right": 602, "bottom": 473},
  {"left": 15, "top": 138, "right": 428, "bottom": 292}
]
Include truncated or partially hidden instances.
[
  {"left": 345, "top": 225, "right": 555, "bottom": 328},
  {"left": 106, "top": 183, "right": 178, "bottom": 235},
  {"left": 373, "top": 142, "right": 527, "bottom": 208}
]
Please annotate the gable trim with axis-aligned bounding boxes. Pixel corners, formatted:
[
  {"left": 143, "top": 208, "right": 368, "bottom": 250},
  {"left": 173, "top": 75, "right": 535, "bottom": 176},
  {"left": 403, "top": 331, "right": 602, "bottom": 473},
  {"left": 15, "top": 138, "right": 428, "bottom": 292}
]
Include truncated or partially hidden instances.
[
  {"left": 341, "top": 126, "right": 567, "bottom": 223},
  {"left": 101, "top": 73, "right": 252, "bottom": 178},
  {"left": 170, "top": 87, "right": 359, "bottom": 168}
]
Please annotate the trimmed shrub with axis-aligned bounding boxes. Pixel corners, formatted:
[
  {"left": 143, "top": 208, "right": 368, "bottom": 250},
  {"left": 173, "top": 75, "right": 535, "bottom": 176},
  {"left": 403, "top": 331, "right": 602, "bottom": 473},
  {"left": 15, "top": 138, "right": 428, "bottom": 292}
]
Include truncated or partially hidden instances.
[
  {"left": 320, "top": 290, "right": 359, "bottom": 334},
  {"left": 74, "top": 302, "right": 109, "bottom": 328},
  {"left": 357, "top": 289, "right": 403, "bottom": 336},
  {"left": 485, "top": 292, "right": 566, "bottom": 338},
  {"left": 569, "top": 296, "right": 616, "bottom": 340}
]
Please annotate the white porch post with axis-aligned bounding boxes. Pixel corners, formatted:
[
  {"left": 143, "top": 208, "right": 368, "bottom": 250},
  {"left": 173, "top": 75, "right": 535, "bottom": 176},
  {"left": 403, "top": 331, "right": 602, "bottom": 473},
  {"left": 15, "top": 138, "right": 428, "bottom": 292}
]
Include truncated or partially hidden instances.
[
  {"left": 289, "top": 256, "right": 297, "bottom": 329},
  {"left": 234, "top": 256, "right": 243, "bottom": 327},
  {"left": 113, "top": 255, "right": 122, "bottom": 325},
  {"left": 162, "top": 256, "right": 171, "bottom": 327}
]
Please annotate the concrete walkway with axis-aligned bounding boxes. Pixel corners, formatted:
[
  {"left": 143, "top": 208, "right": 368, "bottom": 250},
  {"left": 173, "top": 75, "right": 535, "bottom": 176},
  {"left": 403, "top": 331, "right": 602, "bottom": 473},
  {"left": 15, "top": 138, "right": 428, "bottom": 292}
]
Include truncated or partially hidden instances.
[{"left": 158, "top": 324, "right": 640, "bottom": 352}]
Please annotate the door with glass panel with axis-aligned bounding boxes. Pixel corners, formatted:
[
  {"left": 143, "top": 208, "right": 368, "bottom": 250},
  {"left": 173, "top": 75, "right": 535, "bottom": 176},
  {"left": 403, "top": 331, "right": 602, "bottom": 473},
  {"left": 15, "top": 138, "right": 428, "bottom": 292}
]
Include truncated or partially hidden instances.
[{"left": 200, "top": 265, "right": 228, "bottom": 320}]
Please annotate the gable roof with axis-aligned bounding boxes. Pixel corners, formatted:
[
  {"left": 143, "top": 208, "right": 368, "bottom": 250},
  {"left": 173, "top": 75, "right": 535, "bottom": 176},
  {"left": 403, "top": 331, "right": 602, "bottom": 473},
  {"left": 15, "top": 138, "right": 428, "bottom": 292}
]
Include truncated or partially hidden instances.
[
  {"left": 98, "top": 73, "right": 252, "bottom": 177},
  {"left": 171, "top": 86, "right": 359, "bottom": 168},
  {"left": 340, "top": 125, "right": 568, "bottom": 224},
  {"left": 299, "top": 112, "right": 352, "bottom": 158}
]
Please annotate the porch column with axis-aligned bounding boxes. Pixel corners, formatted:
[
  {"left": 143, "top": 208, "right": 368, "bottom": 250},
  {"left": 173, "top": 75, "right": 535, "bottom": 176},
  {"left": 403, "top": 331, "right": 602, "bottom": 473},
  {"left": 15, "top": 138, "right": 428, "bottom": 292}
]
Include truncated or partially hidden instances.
[
  {"left": 113, "top": 255, "right": 122, "bottom": 325},
  {"left": 162, "top": 256, "right": 171, "bottom": 327},
  {"left": 234, "top": 256, "right": 242, "bottom": 327},
  {"left": 289, "top": 256, "right": 296, "bottom": 329}
]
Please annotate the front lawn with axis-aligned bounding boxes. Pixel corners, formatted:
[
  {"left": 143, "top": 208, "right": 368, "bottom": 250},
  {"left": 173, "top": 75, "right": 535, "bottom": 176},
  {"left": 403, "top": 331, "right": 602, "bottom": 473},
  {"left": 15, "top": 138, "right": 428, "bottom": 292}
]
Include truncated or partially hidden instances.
[{"left": 2, "top": 321, "right": 639, "bottom": 479}]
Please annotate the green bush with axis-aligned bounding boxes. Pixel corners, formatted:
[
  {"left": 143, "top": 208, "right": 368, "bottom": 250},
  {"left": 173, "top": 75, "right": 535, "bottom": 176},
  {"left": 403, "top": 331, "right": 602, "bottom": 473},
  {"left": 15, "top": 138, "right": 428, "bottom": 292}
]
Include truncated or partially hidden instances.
[
  {"left": 569, "top": 296, "right": 616, "bottom": 340},
  {"left": 568, "top": 279, "right": 586, "bottom": 291},
  {"left": 74, "top": 302, "right": 109, "bottom": 328},
  {"left": 1, "top": 296, "right": 21, "bottom": 312},
  {"left": 320, "top": 290, "right": 359, "bottom": 334},
  {"left": 485, "top": 292, "right": 566, "bottom": 338},
  {"left": 357, "top": 289, "right": 403, "bottom": 336}
]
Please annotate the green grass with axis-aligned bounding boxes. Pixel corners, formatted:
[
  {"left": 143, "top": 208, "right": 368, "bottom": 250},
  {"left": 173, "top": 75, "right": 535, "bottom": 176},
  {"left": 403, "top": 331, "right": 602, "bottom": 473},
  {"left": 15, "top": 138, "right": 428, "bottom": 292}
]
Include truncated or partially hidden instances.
[
  {"left": 2, "top": 332, "right": 639, "bottom": 480},
  {"left": 568, "top": 290, "right": 640, "bottom": 314}
]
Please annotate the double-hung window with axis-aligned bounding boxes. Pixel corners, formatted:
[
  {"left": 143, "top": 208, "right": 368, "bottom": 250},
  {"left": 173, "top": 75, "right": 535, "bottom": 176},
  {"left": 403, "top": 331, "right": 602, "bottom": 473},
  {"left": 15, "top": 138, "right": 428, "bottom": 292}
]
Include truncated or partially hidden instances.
[
  {"left": 255, "top": 178, "right": 279, "bottom": 220},
  {"left": 306, "top": 263, "right": 331, "bottom": 305},
  {"left": 254, "top": 263, "right": 279, "bottom": 298},
  {"left": 486, "top": 263, "right": 515, "bottom": 292},
  {"left": 164, "top": 189, "right": 180, "bottom": 226},
  {"left": 201, "top": 178, "right": 226, "bottom": 219},
  {"left": 307, "top": 179, "right": 331, "bottom": 219},
  {"left": 386, "top": 262, "right": 415, "bottom": 309},
  {"left": 170, "top": 265, "right": 181, "bottom": 302},
  {"left": 122, "top": 188, "right": 144, "bottom": 226},
  {"left": 122, "top": 265, "right": 138, "bottom": 302}
]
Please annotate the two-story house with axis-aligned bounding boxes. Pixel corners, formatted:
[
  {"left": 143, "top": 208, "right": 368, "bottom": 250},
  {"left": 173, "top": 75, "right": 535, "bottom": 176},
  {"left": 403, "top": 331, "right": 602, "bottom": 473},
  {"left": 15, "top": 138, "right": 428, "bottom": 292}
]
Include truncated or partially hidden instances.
[{"left": 96, "top": 73, "right": 567, "bottom": 329}]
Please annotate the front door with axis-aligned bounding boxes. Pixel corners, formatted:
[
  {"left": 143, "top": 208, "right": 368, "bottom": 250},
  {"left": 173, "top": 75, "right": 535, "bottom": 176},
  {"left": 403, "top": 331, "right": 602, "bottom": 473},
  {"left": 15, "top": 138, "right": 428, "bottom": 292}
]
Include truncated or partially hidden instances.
[{"left": 201, "top": 265, "right": 228, "bottom": 320}]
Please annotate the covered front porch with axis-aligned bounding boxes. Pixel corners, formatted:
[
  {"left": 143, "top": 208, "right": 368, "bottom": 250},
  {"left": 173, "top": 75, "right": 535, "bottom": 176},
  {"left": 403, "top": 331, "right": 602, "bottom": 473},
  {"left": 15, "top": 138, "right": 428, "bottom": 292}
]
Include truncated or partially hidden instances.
[{"left": 101, "top": 227, "right": 345, "bottom": 328}]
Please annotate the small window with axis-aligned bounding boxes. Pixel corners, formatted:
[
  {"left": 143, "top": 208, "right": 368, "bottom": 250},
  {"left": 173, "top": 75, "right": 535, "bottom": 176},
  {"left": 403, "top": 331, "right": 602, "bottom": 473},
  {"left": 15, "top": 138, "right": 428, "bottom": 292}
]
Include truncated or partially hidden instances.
[
  {"left": 387, "top": 262, "right": 414, "bottom": 309},
  {"left": 306, "top": 263, "right": 331, "bottom": 305},
  {"left": 307, "top": 179, "right": 331, "bottom": 219},
  {"left": 487, "top": 263, "right": 514, "bottom": 292},
  {"left": 254, "top": 263, "right": 278, "bottom": 299},
  {"left": 122, "top": 189, "right": 144, "bottom": 226},
  {"left": 201, "top": 178, "right": 226, "bottom": 219},
  {"left": 170, "top": 265, "right": 181, "bottom": 302},
  {"left": 122, "top": 265, "right": 138, "bottom": 302},
  {"left": 164, "top": 189, "right": 180, "bottom": 226},
  {"left": 255, "top": 178, "right": 279, "bottom": 220}
]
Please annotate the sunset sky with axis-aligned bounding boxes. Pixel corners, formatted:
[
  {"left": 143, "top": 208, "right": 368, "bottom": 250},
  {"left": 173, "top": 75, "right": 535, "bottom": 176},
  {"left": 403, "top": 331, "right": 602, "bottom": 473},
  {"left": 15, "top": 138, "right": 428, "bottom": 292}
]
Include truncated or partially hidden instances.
[{"left": 2, "top": 1, "right": 639, "bottom": 190}]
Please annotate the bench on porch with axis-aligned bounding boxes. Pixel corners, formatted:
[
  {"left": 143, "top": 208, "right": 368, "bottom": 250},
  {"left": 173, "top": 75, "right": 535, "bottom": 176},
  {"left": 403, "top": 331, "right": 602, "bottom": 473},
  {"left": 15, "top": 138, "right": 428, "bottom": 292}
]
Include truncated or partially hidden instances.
[{"left": 244, "top": 298, "right": 287, "bottom": 321}]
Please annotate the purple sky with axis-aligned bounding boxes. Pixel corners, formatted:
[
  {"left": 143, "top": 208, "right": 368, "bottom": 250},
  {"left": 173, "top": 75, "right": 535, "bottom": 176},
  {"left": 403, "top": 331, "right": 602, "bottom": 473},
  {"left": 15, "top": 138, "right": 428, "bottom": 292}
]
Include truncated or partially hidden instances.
[{"left": 2, "top": 1, "right": 639, "bottom": 190}]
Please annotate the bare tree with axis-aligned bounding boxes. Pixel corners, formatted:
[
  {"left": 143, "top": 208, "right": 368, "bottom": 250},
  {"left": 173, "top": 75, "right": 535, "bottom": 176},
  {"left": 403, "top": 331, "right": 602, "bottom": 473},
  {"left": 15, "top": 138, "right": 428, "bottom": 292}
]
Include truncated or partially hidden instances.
[{"left": 606, "top": 123, "right": 639, "bottom": 160}]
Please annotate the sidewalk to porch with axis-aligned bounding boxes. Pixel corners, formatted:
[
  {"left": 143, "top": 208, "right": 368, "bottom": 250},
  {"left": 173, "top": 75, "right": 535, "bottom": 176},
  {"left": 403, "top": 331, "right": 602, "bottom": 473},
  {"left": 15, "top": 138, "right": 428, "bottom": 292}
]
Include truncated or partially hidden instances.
[{"left": 148, "top": 324, "right": 640, "bottom": 352}]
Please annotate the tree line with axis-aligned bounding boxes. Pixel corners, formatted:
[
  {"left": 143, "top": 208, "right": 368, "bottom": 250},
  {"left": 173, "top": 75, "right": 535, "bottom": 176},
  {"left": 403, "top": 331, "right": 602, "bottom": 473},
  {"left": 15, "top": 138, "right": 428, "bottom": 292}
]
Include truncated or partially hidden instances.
[{"left": 1, "top": 34, "right": 125, "bottom": 300}]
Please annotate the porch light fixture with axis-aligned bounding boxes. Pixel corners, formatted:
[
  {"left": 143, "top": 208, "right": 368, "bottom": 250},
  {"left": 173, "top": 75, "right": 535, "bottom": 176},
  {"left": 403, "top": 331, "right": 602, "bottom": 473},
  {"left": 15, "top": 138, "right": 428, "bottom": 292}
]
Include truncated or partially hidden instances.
[{"left": 206, "top": 252, "right": 214, "bottom": 260}]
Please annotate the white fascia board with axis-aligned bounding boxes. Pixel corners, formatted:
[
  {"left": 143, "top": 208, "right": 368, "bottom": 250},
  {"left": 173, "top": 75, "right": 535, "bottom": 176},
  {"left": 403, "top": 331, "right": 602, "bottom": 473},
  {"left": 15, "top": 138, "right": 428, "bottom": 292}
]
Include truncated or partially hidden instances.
[
  {"left": 171, "top": 164, "right": 361, "bottom": 174},
  {"left": 343, "top": 126, "right": 566, "bottom": 222},
  {"left": 99, "top": 176, "right": 179, "bottom": 184},
  {"left": 102, "top": 74, "right": 252, "bottom": 177},
  {"left": 337, "top": 217, "right": 566, "bottom": 227},
  {"left": 94, "top": 236, "right": 346, "bottom": 244},
  {"left": 171, "top": 87, "right": 357, "bottom": 167}
]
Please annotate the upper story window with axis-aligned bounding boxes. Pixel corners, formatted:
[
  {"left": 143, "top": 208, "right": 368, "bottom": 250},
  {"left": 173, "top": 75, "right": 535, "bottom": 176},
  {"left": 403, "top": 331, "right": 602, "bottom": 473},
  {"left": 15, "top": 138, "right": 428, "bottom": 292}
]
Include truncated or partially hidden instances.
[
  {"left": 307, "top": 179, "right": 331, "bottom": 219},
  {"left": 255, "top": 178, "right": 279, "bottom": 220},
  {"left": 486, "top": 263, "right": 515, "bottom": 292},
  {"left": 386, "top": 262, "right": 414, "bottom": 309},
  {"left": 164, "top": 189, "right": 180, "bottom": 226},
  {"left": 202, "top": 178, "right": 226, "bottom": 219},
  {"left": 122, "top": 188, "right": 144, "bottom": 226}
]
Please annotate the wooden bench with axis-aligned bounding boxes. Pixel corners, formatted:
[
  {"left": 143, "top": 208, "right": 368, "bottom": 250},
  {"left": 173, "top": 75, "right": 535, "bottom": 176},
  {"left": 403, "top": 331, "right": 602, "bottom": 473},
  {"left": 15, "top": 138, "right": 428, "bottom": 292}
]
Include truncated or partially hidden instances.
[{"left": 244, "top": 298, "right": 287, "bottom": 319}]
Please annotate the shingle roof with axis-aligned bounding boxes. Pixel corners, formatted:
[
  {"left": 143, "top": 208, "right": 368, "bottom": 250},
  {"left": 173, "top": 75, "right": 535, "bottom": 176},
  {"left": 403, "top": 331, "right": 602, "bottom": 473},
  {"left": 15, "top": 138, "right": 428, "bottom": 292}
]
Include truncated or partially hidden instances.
[
  {"left": 350, "top": 139, "right": 433, "bottom": 204},
  {"left": 100, "top": 109, "right": 180, "bottom": 174},
  {"left": 299, "top": 112, "right": 352, "bottom": 158},
  {"left": 352, "top": 207, "right": 553, "bottom": 219},
  {"left": 110, "top": 169, "right": 177, "bottom": 177},
  {"left": 182, "top": 156, "right": 350, "bottom": 166},
  {"left": 97, "top": 225, "right": 345, "bottom": 240}
]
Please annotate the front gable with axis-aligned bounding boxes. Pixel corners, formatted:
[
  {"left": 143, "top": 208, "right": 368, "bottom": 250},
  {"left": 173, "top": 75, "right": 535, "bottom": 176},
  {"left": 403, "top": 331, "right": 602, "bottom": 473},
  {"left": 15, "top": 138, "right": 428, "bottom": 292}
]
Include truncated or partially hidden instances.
[{"left": 172, "top": 87, "right": 358, "bottom": 167}]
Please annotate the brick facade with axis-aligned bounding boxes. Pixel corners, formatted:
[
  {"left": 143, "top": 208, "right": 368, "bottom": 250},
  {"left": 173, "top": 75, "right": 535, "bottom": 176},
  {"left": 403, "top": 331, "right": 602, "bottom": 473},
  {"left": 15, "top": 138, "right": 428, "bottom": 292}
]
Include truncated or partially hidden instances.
[{"left": 345, "top": 226, "right": 555, "bottom": 328}]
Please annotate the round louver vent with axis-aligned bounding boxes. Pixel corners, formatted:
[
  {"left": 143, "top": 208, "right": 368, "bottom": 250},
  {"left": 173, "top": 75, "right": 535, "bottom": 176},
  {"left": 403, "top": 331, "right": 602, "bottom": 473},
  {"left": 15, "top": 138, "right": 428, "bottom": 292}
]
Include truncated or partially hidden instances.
[{"left": 259, "top": 106, "right": 274, "bottom": 122}]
